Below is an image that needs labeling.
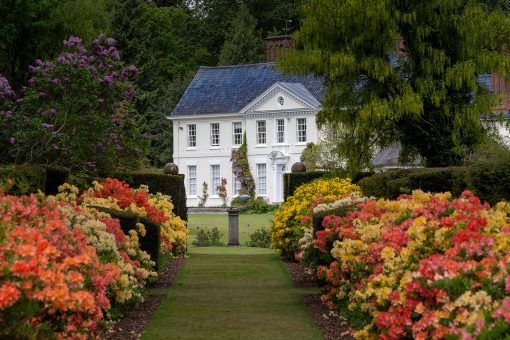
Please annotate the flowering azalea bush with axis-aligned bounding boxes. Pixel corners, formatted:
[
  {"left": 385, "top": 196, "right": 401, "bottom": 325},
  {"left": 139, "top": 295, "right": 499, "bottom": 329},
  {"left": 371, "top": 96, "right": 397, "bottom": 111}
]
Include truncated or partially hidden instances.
[
  {"left": 0, "top": 192, "right": 118, "bottom": 339},
  {"left": 80, "top": 178, "right": 188, "bottom": 255},
  {"left": 270, "top": 177, "right": 360, "bottom": 258},
  {"left": 315, "top": 190, "right": 510, "bottom": 339},
  {"left": 53, "top": 184, "right": 157, "bottom": 310}
]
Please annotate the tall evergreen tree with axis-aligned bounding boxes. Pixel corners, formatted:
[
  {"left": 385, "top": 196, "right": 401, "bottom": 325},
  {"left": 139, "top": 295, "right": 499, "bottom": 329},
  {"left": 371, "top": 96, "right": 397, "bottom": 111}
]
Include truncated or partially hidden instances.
[
  {"left": 280, "top": 0, "right": 510, "bottom": 172},
  {"left": 217, "top": 2, "right": 265, "bottom": 65}
]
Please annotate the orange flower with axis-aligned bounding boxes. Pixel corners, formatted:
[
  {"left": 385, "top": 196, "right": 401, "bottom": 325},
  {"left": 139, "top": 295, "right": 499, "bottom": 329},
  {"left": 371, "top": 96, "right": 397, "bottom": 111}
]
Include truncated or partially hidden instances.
[{"left": 0, "top": 282, "right": 20, "bottom": 309}]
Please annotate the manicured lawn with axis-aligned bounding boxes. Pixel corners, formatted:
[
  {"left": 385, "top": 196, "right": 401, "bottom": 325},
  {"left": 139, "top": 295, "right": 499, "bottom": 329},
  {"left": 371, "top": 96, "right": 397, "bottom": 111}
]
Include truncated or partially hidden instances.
[
  {"left": 187, "top": 213, "right": 273, "bottom": 246},
  {"left": 141, "top": 247, "right": 323, "bottom": 340}
]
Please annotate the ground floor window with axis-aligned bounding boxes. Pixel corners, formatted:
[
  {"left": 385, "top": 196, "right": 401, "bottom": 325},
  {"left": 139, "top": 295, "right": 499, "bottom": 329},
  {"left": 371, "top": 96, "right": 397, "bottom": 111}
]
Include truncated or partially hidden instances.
[
  {"left": 256, "top": 163, "right": 267, "bottom": 196},
  {"left": 188, "top": 165, "right": 197, "bottom": 196},
  {"left": 211, "top": 164, "right": 220, "bottom": 195},
  {"left": 233, "top": 174, "right": 241, "bottom": 196}
]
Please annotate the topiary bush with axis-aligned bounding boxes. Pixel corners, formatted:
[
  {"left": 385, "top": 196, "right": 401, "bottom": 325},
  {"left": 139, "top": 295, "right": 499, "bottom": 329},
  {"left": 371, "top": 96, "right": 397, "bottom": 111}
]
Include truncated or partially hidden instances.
[
  {"left": 469, "top": 158, "right": 510, "bottom": 205},
  {"left": 283, "top": 171, "right": 328, "bottom": 200},
  {"left": 43, "top": 165, "right": 70, "bottom": 195}
]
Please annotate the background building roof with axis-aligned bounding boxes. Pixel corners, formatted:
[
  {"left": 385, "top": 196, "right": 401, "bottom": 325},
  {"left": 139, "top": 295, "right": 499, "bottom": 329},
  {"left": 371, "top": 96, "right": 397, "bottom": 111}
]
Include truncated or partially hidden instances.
[{"left": 170, "top": 63, "right": 324, "bottom": 116}]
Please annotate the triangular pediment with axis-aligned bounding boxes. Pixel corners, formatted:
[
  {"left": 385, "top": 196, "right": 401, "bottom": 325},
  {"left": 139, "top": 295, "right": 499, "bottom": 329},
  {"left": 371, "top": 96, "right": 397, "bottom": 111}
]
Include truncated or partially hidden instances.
[{"left": 240, "top": 82, "right": 320, "bottom": 113}]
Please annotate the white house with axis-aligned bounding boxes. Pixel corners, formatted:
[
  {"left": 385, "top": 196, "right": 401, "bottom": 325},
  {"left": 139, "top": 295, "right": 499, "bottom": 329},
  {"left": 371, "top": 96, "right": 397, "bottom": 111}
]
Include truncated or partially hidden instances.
[{"left": 168, "top": 63, "right": 324, "bottom": 207}]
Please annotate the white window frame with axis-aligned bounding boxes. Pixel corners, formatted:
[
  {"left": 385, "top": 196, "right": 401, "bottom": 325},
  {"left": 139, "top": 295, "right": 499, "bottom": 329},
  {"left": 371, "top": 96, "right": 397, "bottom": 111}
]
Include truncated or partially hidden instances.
[
  {"left": 257, "top": 120, "right": 267, "bottom": 145},
  {"left": 187, "top": 165, "right": 197, "bottom": 196},
  {"left": 187, "top": 124, "right": 196, "bottom": 148},
  {"left": 233, "top": 122, "right": 243, "bottom": 146},
  {"left": 297, "top": 118, "right": 307, "bottom": 143},
  {"left": 275, "top": 118, "right": 286, "bottom": 144},
  {"left": 210, "top": 164, "right": 220, "bottom": 196},
  {"left": 256, "top": 163, "right": 267, "bottom": 196},
  {"left": 233, "top": 174, "right": 241, "bottom": 197},
  {"left": 210, "top": 122, "right": 220, "bottom": 147}
]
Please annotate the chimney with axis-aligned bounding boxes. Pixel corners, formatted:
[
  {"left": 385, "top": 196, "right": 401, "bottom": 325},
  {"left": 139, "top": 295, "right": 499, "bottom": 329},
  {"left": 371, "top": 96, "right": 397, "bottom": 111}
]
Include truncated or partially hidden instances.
[{"left": 264, "top": 35, "right": 292, "bottom": 62}]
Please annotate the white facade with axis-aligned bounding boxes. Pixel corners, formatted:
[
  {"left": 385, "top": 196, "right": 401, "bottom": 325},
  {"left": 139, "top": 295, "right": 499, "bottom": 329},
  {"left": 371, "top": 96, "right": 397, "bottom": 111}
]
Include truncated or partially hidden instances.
[{"left": 170, "top": 83, "right": 320, "bottom": 207}]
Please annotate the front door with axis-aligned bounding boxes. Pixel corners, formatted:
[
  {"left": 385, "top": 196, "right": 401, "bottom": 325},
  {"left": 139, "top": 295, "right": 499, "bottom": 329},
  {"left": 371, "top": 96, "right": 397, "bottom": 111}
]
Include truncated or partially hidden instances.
[{"left": 274, "top": 164, "right": 286, "bottom": 203}]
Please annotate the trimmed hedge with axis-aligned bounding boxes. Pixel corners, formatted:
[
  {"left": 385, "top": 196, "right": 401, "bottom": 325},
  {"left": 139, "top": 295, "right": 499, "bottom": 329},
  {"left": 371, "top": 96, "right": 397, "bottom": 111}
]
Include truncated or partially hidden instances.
[
  {"left": 284, "top": 171, "right": 327, "bottom": 200},
  {"left": 43, "top": 165, "right": 70, "bottom": 195},
  {"left": 469, "top": 159, "right": 510, "bottom": 205},
  {"left": 114, "top": 171, "right": 187, "bottom": 221},
  {"left": 0, "top": 165, "right": 46, "bottom": 194},
  {"left": 91, "top": 206, "right": 161, "bottom": 272}
]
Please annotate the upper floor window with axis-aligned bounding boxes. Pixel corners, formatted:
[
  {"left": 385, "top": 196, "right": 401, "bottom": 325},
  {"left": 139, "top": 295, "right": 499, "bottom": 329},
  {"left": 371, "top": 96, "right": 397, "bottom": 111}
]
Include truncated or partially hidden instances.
[
  {"left": 233, "top": 122, "right": 243, "bottom": 146},
  {"left": 211, "top": 164, "right": 220, "bottom": 196},
  {"left": 297, "top": 118, "right": 307, "bottom": 143},
  {"left": 256, "top": 163, "right": 267, "bottom": 196},
  {"left": 257, "top": 120, "right": 266, "bottom": 144},
  {"left": 276, "top": 119, "right": 285, "bottom": 144},
  {"left": 187, "top": 165, "right": 197, "bottom": 196},
  {"left": 188, "top": 124, "right": 196, "bottom": 148},
  {"left": 210, "top": 123, "right": 220, "bottom": 146}
]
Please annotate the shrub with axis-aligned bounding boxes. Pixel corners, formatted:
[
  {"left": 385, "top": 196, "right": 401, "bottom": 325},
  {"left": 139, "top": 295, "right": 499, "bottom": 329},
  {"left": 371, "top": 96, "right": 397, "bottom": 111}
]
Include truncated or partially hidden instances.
[
  {"left": 43, "top": 164, "right": 70, "bottom": 195},
  {"left": 314, "top": 190, "right": 510, "bottom": 339},
  {"left": 469, "top": 157, "right": 510, "bottom": 205},
  {"left": 245, "top": 228, "right": 271, "bottom": 248},
  {"left": 192, "top": 227, "right": 223, "bottom": 247},
  {"left": 283, "top": 171, "right": 327, "bottom": 200},
  {"left": 113, "top": 170, "right": 187, "bottom": 221},
  {"left": 0, "top": 164, "right": 46, "bottom": 194},
  {"left": 0, "top": 35, "right": 147, "bottom": 173},
  {"left": 270, "top": 177, "right": 360, "bottom": 258},
  {"left": 243, "top": 196, "right": 274, "bottom": 214},
  {"left": 0, "top": 193, "right": 117, "bottom": 339}
]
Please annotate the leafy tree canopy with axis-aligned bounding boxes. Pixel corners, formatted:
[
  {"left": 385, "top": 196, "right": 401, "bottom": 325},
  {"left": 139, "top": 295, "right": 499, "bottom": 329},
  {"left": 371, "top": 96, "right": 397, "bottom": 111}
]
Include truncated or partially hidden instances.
[{"left": 280, "top": 0, "right": 510, "bottom": 173}]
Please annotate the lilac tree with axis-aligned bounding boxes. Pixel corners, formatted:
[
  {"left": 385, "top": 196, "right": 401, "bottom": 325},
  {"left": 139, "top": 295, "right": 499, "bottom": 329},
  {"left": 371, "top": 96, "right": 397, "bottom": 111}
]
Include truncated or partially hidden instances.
[{"left": 0, "top": 35, "right": 148, "bottom": 173}]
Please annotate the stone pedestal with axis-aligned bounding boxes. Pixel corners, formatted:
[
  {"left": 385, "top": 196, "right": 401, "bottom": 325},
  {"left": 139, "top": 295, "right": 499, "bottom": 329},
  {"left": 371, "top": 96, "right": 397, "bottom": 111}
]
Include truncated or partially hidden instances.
[{"left": 228, "top": 208, "right": 240, "bottom": 246}]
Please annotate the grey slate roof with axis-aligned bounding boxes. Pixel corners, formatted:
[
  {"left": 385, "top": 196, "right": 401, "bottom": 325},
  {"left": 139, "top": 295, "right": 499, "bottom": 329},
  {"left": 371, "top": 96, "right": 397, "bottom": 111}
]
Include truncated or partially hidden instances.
[{"left": 170, "top": 63, "right": 324, "bottom": 116}]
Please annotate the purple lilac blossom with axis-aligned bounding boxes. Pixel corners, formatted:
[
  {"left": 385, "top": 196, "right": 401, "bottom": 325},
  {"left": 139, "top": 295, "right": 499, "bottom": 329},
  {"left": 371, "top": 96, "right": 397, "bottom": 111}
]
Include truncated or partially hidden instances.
[
  {"left": 9, "top": 137, "right": 15, "bottom": 145},
  {"left": 42, "top": 123, "right": 54, "bottom": 131}
]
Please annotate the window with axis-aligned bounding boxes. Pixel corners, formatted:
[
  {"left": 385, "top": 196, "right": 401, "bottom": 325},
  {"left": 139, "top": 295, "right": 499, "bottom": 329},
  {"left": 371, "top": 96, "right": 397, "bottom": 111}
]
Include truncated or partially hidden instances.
[
  {"left": 187, "top": 124, "right": 196, "bottom": 148},
  {"left": 257, "top": 120, "right": 266, "bottom": 144},
  {"left": 233, "top": 122, "right": 243, "bottom": 145},
  {"left": 257, "top": 163, "right": 267, "bottom": 196},
  {"left": 187, "top": 165, "right": 197, "bottom": 196},
  {"left": 233, "top": 175, "right": 241, "bottom": 196},
  {"left": 211, "top": 165, "right": 220, "bottom": 196},
  {"left": 297, "top": 118, "right": 307, "bottom": 143},
  {"left": 276, "top": 119, "right": 285, "bottom": 144},
  {"left": 210, "top": 123, "right": 220, "bottom": 146}
]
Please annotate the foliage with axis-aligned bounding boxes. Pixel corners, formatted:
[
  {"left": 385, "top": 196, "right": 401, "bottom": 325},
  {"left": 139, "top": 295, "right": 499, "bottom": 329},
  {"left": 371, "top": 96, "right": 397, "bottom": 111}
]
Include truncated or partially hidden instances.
[
  {"left": 270, "top": 177, "right": 360, "bottom": 258},
  {"left": 43, "top": 165, "right": 71, "bottom": 195},
  {"left": 0, "top": 35, "right": 148, "bottom": 173},
  {"left": 310, "top": 190, "right": 510, "bottom": 339},
  {"left": 192, "top": 227, "right": 223, "bottom": 247},
  {"left": 198, "top": 181, "right": 209, "bottom": 207},
  {"left": 300, "top": 126, "right": 347, "bottom": 171},
  {"left": 218, "top": 1, "right": 264, "bottom": 65},
  {"left": 244, "top": 196, "right": 279, "bottom": 214},
  {"left": 0, "top": 192, "right": 117, "bottom": 339},
  {"left": 279, "top": 0, "right": 510, "bottom": 171},
  {"left": 245, "top": 228, "right": 272, "bottom": 248},
  {"left": 231, "top": 133, "right": 255, "bottom": 197},
  {"left": 217, "top": 177, "right": 228, "bottom": 207}
]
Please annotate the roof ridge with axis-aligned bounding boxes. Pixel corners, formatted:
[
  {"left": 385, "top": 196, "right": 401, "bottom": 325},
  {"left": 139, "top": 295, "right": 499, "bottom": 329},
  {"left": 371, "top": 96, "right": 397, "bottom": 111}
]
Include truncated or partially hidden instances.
[{"left": 199, "top": 62, "right": 275, "bottom": 70}]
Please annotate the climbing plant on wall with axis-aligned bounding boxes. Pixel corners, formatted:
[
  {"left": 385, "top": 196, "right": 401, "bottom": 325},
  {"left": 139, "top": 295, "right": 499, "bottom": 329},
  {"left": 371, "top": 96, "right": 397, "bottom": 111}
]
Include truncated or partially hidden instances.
[{"left": 231, "top": 133, "right": 255, "bottom": 197}]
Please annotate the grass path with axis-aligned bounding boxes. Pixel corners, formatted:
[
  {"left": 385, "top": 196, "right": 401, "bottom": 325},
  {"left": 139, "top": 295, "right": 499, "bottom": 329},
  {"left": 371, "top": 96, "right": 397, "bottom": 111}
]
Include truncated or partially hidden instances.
[{"left": 141, "top": 247, "right": 323, "bottom": 340}]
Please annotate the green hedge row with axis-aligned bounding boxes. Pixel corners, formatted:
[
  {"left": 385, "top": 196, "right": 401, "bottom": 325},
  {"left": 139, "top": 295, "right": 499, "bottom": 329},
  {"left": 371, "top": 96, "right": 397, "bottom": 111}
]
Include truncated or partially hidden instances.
[
  {"left": 92, "top": 206, "right": 161, "bottom": 272},
  {"left": 358, "top": 160, "right": 510, "bottom": 205},
  {"left": 284, "top": 171, "right": 328, "bottom": 200},
  {"left": 0, "top": 164, "right": 71, "bottom": 195},
  {"left": 113, "top": 171, "right": 187, "bottom": 221}
]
